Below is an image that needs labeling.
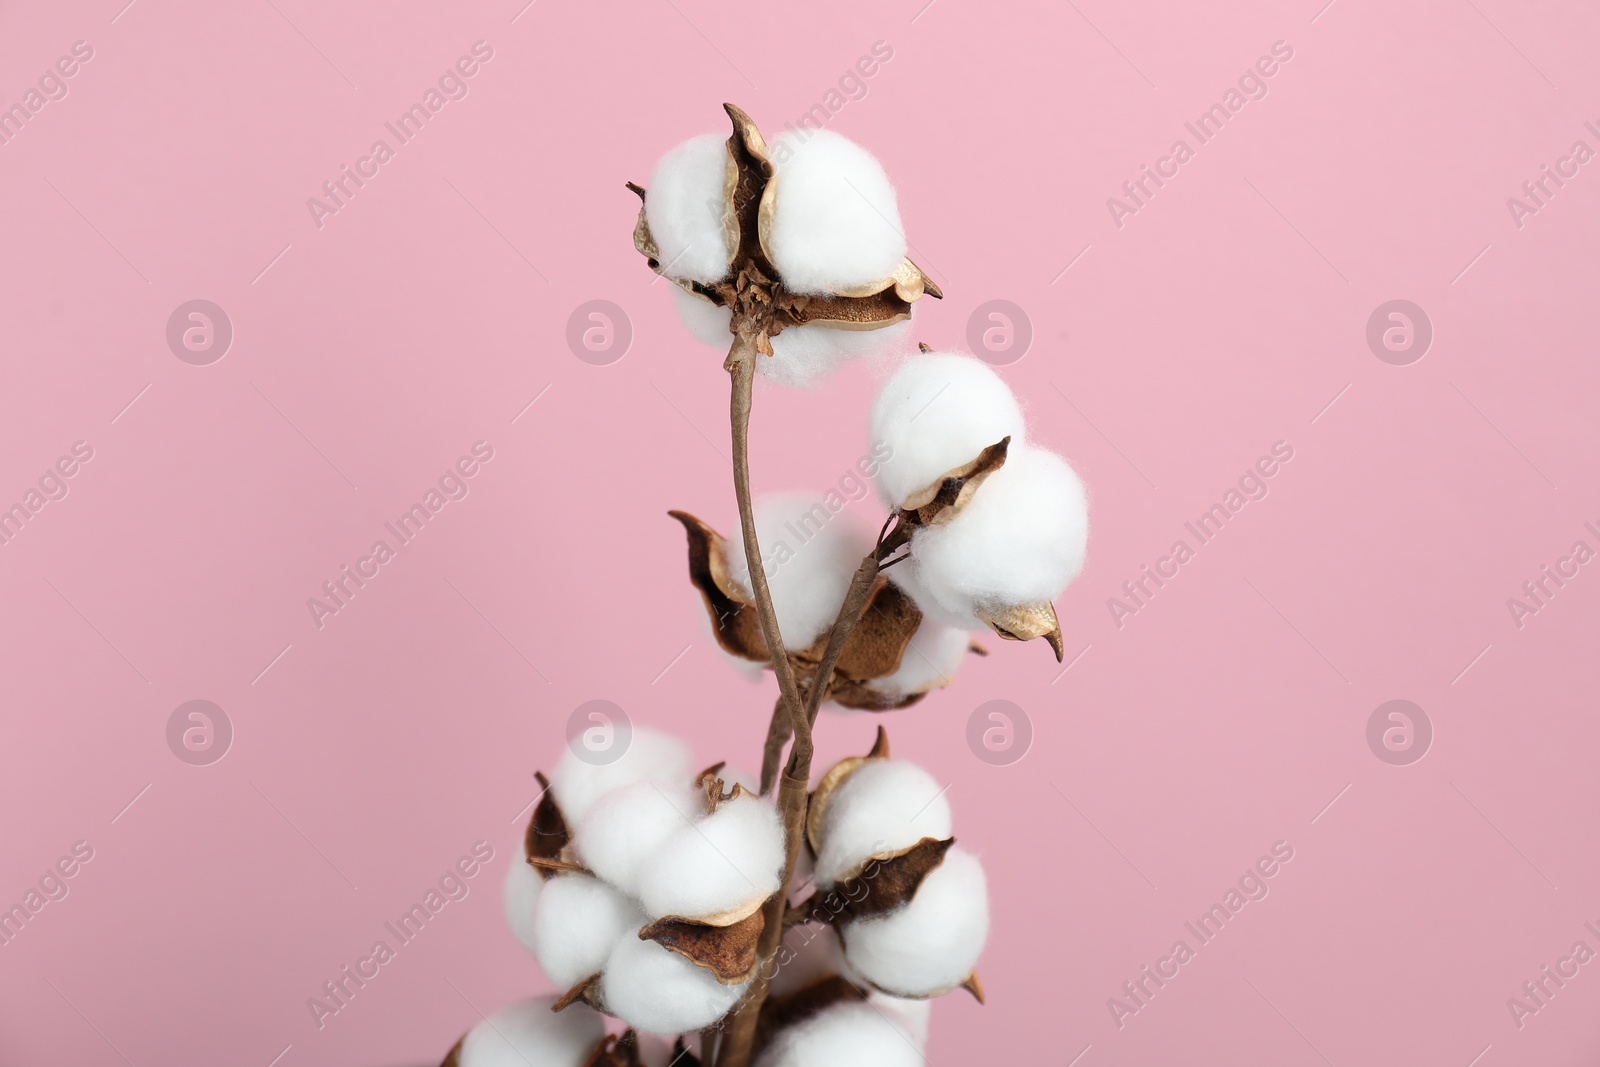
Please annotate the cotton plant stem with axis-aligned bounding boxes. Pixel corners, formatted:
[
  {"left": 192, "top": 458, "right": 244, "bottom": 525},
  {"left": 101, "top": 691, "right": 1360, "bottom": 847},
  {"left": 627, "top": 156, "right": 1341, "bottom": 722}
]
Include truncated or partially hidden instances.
[
  {"left": 759, "top": 695, "right": 791, "bottom": 796},
  {"left": 797, "top": 553, "right": 881, "bottom": 732},
  {"left": 718, "top": 332, "right": 814, "bottom": 1067}
]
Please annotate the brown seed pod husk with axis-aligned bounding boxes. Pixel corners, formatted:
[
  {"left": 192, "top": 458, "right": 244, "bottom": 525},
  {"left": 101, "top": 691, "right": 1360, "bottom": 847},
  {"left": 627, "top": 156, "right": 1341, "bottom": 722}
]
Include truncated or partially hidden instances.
[
  {"left": 976, "top": 601, "right": 1065, "bottom": 662},
  {"left": 804, "top": 727, "right": 888, "bottom": 856},
  {"left": 669, "top": 509, "right": 770, "bottom": 663},
  {"left": 524, "top": 771, "right": 572, "bottom": 879},
  {"left": 800, "top": 836, "right": 954, "bottom": 925},
  {"left": 551, "top": 972, "right": 603, "bottom": 1013},
  {"left": 639, "top": 904, "right": 767, "bottom": 984}
]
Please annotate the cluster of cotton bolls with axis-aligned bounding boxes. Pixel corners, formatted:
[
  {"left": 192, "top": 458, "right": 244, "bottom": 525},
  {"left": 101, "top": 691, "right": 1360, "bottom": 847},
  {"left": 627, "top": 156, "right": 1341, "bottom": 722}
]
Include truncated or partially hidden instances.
[
  {"left": 870, "top": 351, "right": 1089, "bottom": 633},
  {"left": 646, "top": 129, "right": 914, "bottom": 387},
  {"left": 483, "top": 727, "right": 783, "bottom": 1066}
]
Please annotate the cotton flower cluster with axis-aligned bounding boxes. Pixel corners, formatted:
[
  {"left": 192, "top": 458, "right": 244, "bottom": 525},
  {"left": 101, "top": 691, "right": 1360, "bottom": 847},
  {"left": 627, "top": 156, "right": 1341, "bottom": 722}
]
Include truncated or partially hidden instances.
[
  {"left": 644, "top": 127, "right": 921, "bottom": 387},
  {"left": 805, "top": 746, "right": 989, "bottom": 999},
  {"left": 494, "top": 726, "right": 785, "bottom": 1044},
  {"left": 871, "top": 351, "right": 1089, "bottom": 639}
]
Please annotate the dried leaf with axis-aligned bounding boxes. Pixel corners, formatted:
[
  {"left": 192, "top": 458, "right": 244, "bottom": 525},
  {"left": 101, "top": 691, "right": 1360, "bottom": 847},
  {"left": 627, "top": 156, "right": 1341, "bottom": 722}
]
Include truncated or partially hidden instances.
[
  {"left": 755, "top": 974, "right": 869, "bottom": 1049},
  {"left": 640, "top": 905, "right": 766, "bottom": 984},
  {"left": 525, "top": 771, "right": 571, "bottom": 878},
  {"left": 801, "top": 837, "right": 955, "bottom": 924},
  {"left": 976, "top": 601, "right": 1064, "bottom": 661},
  {"left": 902, "top": 437, "right": 1011, "bottom": 516},
  {"left": 552, "top": 973, "right": 603, "bottom": 1013},
  {"left": 669, "top": 510, "right": 770, "bottom": 662}
]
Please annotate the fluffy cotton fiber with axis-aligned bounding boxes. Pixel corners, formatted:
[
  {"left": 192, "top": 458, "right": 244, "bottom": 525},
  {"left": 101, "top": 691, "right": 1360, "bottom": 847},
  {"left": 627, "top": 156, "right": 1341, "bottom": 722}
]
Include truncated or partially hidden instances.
[
  {"left": 501, "top": 854, "right": 542, "bottom": 954},
  {"left": 532, "top": 875, "right": 643, "bottom": 989},
  {"left": 457, "top": 995, "right": 604, "bottom": 1067},
  {"left": 813, "top": 760, "right": 952, "bottom": 887},
  {"left": 724, "top": 492, "right": 875, "bottom": 651},
  {"left": 906, "top": 444, "right": 1088, "bottom": 627},
  {"left": 601, "top": 933, "right": 749, "bottom": 1035},
  {"left": 640, "top": 795, "right": 785, "bottom": 920},
  {"left": 574, "top": 780, "right": 702, "bottom": 899},
  {"left": 672, "top": 288, "right": 911, "bottom": 388},
  {"left": 864, "top": 619, "right": 970, "bottom": 698},
  {"left": 645, "top": 133, "right": 733, "bottom": 284},
  {"left": 869, "top": 352, "right": 1027, "bottom": 509},
  {"left": 765, "top": 130, "right": 907, "bottom": 294},
  {"left": 753, "top": 1001, "right": 925, "bottom": 1067},
  {"left": 842, "top": 848, "right": 989, "bottom": 998},
  {"left": 549, "top": 727, "right": 693, "bottom": 826}
]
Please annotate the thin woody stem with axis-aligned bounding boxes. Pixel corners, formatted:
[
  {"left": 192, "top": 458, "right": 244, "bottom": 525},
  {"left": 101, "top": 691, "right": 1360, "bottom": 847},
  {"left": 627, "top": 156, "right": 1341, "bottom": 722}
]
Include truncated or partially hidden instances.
[
  {"left": 759, "top": 694, "right": 790, "bottom": 796},
  {"left": 797, "top": 554, "right": 880, "bottom": 733}
]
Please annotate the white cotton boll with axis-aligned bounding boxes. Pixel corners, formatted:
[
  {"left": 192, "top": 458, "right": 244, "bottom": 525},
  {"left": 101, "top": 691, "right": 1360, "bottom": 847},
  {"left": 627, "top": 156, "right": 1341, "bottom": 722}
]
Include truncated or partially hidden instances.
[
  {"left": 550, "top": 727, "right": 694, "bottom": 826},
  {"left": 865, "top": 618, "right": 970, "bottom": 697},
  {"left": 906, "top": 444, "right": 1088, "bottom": 625},
  {"left": 532, "top": 876, "right": 643, "bottom": 990},
  {"left": 501, "top": 854, "right": 543, "bottom": 953},
  {"left": 574, "top": 781, "right": 702, "bottom": 899},
  {"left": 672, "top": 287, "right": 734, "bottom": 348},
  {"left": 601, "top": 933, "right": 749, "bottom": 1034},
  {"left": 724, "top": 493, "right": 875, "bottom": 651},
  {"left": 753, "top": 1001, "right": 925, "bottom": 1067},
  {"left": 841, "top": 848, "right": 989, "bottom": 998},
  {"left": 646, "top": 133, "right": 733, "bottom": 284},
  {"left": 640, "top": 796, "right": 785, "bottom": 921},
  {"left": 869, "top": 352, "right": 1027, "bottom": 509},
  {"left": 766, "top": 130, "right": 906, "bottom": 294},
  {"left": 814, "top": 760, "right": 952, "bottom": 888},
  {"left": 457, "top": 995, "right": 604, "bottom": 1067}
]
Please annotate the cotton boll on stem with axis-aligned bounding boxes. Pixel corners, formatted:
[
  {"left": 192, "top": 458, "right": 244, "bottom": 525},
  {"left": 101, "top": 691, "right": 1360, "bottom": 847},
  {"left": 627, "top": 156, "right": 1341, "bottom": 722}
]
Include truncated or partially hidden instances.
[
  {"left": 724, "top": 493, "right": 876, "bottom": 651},
  {"left": 906, "top": 444, "right": 1088, "bottom": 625},
  {"left": 456, "top": 995, "right": 604, "bottom": 1067},
  {"left": 573, "top": 781, "right": 702, "bottom": 899},
  {"left": 645, "top": 134, "right": 733, "bottom": 284},
  {"left": 549, "top": 727, "right": 693, "bottom": 826},
  {"left": 813, "top": 760, "right": 952, "bottom": 887},
  {"left": 601, "top": 934, "right": 749, "bottom": 1035},
  {"left": 639, "top": 795, "right": 785, "bottom": 922},
  {"left": 753, "top": 1001, "right": 925, "bottom": 1067},
  {"left": 531, "top": 876, "right": 643, "bottom": 990},
  {"left": 501, "top": 854, "right": 543, "bottom": 953},
  {"left": 841, "top": 848, "right": 989, "bottom": 998},
  {"left": 766, "top": 130, "right": 907, "bottom": 294},
  {"left": 868, "top": 352, "right": 1026, "bottom": 510}
]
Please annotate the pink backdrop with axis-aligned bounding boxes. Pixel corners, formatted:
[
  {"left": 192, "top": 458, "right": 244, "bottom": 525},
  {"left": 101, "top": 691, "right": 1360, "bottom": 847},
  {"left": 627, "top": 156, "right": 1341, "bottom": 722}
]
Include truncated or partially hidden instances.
[{"left": 3, "top": 0, "right": 1598, "bottom": 1063}]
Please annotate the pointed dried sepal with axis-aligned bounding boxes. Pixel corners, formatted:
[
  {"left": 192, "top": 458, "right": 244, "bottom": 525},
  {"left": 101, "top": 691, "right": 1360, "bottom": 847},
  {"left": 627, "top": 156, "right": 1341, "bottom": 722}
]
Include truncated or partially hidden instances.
[
  {"left": 805, "top": 727, "right": 889, "bottom": 855},
  {"left": 901, "top": 436, "right": 1011, "bottom": 517},
  {"left": 525, "top": 771, "right": 572, "bottom": 879},
  {"left": 961, "top": 972, "right": 986, "bottom": 1004},
  {"left": 976, "top": 601, "right": 1064, "bottom": 661},
  {"left": 669, "top": 509, "right": 771, "bottom": 662},
  {"left": 755, "top": 974, "right": 869, "bottom": 1049},
  {"left": 802, "top": 836, "right": 954, "bottom": 924},
  {"left": 639, "top": 904, "right": 766, "bottom": 984},
  {"left": 440, "top": 1036, "right": 462, "bottom": 1067},
  {"left": 552, "top": 973, "right": 603, "bottom": 1013}
]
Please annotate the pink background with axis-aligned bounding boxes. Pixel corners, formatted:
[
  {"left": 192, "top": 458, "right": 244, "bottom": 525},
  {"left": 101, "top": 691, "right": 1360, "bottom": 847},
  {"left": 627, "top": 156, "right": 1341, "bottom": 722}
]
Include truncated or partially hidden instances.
[{"left": 2, "top": 0, "right": 1598, "bottom": 1063}]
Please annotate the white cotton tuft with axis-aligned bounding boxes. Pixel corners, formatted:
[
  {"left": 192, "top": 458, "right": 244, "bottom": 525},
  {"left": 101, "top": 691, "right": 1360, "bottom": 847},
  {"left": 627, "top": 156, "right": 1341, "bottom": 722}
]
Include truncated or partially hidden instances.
[
  {"left": 501, "top": 854, "right": 543, "bottom": 953},
  {"left": 724, "top": 493, "right": 875, "bottom": 651},
  {"left": 862, "top": 618, "right": 970, "bottom": 698},
  {"left": 672, "top": 288, "right": 910, "bottom": 387},
  {"left": 868, "top": 352, "right": 1027, "bottom": 509},
  {"left": 813, "top": 760, "right": 952, "bottom": 887},
  {"left": 532, "top": 876, "right": 643, "bottom": 990},
  {"left": 574, "top": 781, "right": 702, "bottom": 899},
  {"left": 456, "top": 995, "right": 604, "bottom": 1067},
  {"left": 645, "top": 134, "right": 733, "bottom": 284},
  {"left": 753, "top": 1000, "right": 925, "bottom": 1067},
  {"left": 766, "top": 130, "right": 907, "bottom": 294},
  {"left": 601, "top": 933, "right": 748, "bottom": 1034},
  {"left": 640, "top": 795, "right": 785, "bottom": 920},
  {"left": 905, "top": 444, "right": 1088, "bottom": 626},
  {"left": 550, "top": 727, "right": 693, "bottom": 827},
  {"left": 869, "top": 992, "right": 932, "bottom": 1048},
  {"left": 841, "top": 848, "right": 989, "bottom": 998}
]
